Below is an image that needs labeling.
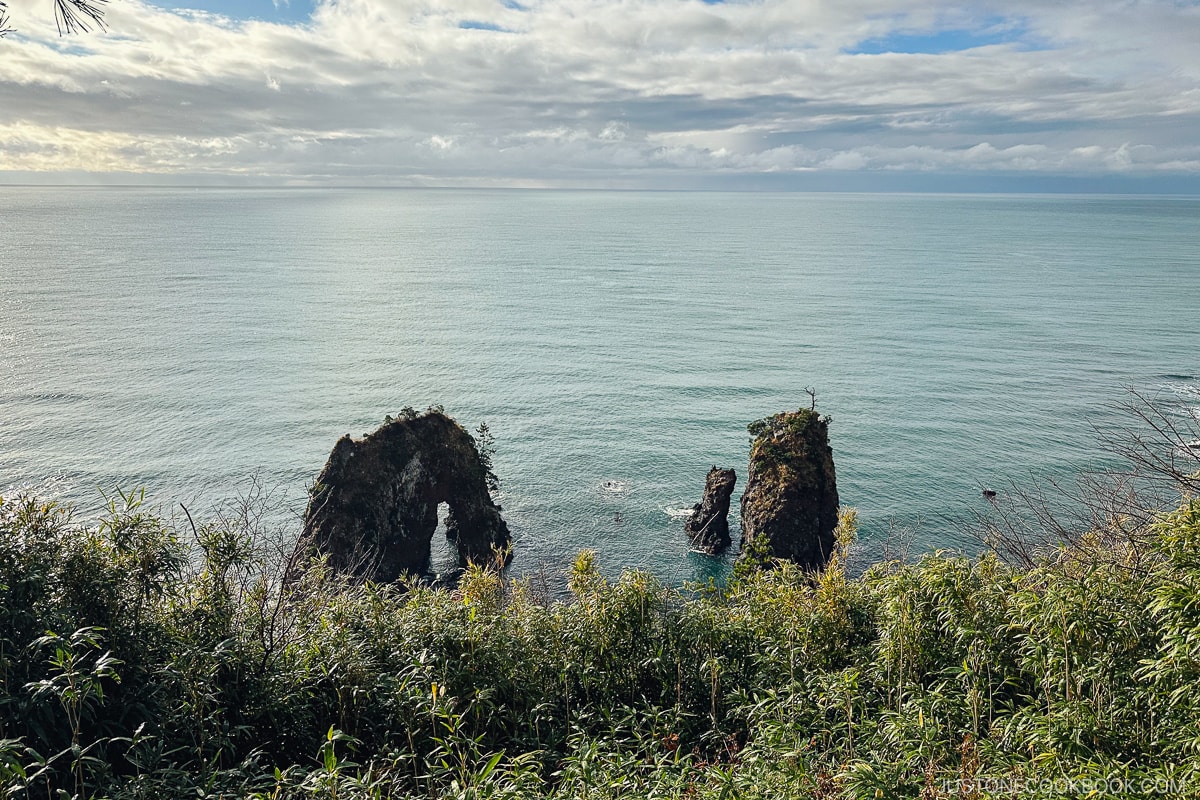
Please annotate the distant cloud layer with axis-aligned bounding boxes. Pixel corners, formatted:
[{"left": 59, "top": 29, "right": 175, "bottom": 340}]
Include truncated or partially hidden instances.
[{"left": 2, "top": 0, "right": 1198, "bottom": 187}]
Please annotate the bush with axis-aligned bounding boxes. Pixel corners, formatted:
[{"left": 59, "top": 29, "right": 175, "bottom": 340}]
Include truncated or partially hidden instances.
[{"left": 3, "top": 483, "right": 1200, "bottom": 798}]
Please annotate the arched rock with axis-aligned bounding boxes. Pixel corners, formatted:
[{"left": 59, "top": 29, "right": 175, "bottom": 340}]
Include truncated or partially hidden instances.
[{"left": 303, "top": 410, "right": 510, "bottom": 582}]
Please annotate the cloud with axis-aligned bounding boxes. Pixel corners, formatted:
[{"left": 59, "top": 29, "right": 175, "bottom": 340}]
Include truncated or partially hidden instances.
[{"left": 0, "top": 0, "right": 1198, "bottom": 186}]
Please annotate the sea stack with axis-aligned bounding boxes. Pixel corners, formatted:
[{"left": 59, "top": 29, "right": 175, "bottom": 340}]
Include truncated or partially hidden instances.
[
  {"left": 739, "top": 408, "right": 839, "bottom": 570},
  {"left": 684, "top": 467, "right": 737, "bottom": 554},
  {"left": 303, "top": 409, "right": 510, "bottom": 582}
]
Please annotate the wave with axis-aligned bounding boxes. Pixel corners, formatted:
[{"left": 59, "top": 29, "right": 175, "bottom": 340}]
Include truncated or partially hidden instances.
[
  {"left": 664, "top": 506, "right": 695, "bottom": 519},
  {"left": 2, "top": 392, "right": 89, "bottom": 404},
  {"left": 1160, "top": 383, "right": 1200, "bottom": 414}
]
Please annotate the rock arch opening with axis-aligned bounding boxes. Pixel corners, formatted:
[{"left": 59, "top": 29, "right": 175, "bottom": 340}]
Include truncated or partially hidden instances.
[{"left": 303, "top": 410, "right": 511, "bottom": 583}]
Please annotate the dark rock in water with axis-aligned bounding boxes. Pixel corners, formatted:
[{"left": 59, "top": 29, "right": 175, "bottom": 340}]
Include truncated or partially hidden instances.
[
  {"left": 685, "top": 467, "right": 736, "bottom": 554},
  {"left": 740, "top": 409, "right": 839, "bottom": 570},
  {"left": 303, "top": 410, "right": 510, "bottom": 583}
]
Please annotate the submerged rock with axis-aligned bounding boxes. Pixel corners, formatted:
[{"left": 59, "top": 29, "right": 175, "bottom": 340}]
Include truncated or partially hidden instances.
[
  {"left": 303, "top": 409, "right": 510, "bottom": 582},
  {"left": 739, "top": 409, "right": 839, "bottom": 570},
  {"left": 684, "top": 467, "right": 736, "bottom": 554}
]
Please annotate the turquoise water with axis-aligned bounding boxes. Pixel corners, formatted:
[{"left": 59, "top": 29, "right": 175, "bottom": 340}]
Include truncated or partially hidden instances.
[{"left": 1, "top": 188, "right": 1197, "bottom": 583}]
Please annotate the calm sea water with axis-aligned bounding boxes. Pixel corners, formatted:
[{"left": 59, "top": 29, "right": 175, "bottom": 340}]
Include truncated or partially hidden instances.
[{"left": 2, "top": 188, "right": 1197, "bottom": 583}]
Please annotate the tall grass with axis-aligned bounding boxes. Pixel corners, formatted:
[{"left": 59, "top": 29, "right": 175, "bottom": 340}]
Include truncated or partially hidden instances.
[{"left": 3, "top": 484, "right": 1200, "bottom": 798}]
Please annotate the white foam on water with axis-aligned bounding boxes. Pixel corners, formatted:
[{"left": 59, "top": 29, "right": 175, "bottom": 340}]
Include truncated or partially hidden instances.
[
  {"left": 664, "top": 506, "right": 694, "bottom": 519},
  {"left": 1164, "top": 382, "right": 1200, "bottom": 400}
]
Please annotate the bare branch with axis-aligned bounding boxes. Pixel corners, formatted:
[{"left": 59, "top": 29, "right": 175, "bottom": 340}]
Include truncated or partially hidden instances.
[
  {"left": 55, "top": 0, "right": 108, "bottom": 35},
  {"left": 972, "top": 386, "right": 1199, "bottom": 572},
  {"left": 56, "top": 0, "right": 108, "bottom": 35},
  {"left": 1099, "top": 385, "right": 1200, "bottom": 497},
  {"left": 0, "top": 0, "right": 109, "bottom": 36}
]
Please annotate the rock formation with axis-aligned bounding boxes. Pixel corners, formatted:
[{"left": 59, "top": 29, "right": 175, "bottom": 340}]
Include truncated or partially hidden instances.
[
  {"left": 684, "top": 467, "right": 736, "bottom": 554},
  {"left": 303, "top": 409, "right": 510, "bottom": 583},
  {"left": 739, "top": 409, "right": 839, "bottom": 570}
]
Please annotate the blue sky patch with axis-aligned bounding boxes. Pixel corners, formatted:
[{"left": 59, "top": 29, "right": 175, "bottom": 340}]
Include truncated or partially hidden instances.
[
  {"left": 150, "top": 1, "right": 314, "bottom": 25},
  {"left": 847, "top": 20, "right": 1037, "bottom": 55},
  {"left": 459, "top": 20, "right": 508, "bottom": 32}
]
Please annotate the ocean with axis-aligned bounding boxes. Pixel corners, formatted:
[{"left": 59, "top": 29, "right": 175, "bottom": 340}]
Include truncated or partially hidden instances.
[{"left": 2, "top": 188, "right": 1197, "bottom": 584}]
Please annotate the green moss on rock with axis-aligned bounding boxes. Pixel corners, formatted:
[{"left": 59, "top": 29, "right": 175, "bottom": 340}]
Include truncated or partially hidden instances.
[{"left": 740, "top": 408, "right": 839, "bottom": 570}]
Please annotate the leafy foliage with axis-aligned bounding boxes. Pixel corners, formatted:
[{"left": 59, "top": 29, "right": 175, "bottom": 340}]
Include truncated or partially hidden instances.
[
  {"left": 3, "top": 480, "right": 1200, "bottom": 797},
  {"left": 475, "top": 422, "right": 501, "bottom": 494},
  {"left": 745, "top": 407, "right": 831, "bottom": 477}
]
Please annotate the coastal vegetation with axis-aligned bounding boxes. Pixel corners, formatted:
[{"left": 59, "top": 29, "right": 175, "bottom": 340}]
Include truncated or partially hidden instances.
[{"left": 2, "top": 399, "right": 1199, "bottom": 798}]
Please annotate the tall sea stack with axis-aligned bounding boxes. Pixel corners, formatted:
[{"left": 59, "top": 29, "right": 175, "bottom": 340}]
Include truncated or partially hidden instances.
[
  {"left": 684, "top": 467, "right": 737, "bottom": 554},
  {"left": 303, "top": 409, "right": 510, "bottom": 583},
  {"left": 739, "top": 408, "right": 839, "bottom": 570}
]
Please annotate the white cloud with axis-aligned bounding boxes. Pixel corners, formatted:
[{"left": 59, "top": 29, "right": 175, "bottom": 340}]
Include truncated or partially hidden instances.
[{"left": 0, "top": 0, "right": 1198, "bottom": 186}]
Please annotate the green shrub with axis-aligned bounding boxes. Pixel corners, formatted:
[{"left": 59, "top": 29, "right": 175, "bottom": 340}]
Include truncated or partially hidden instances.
[{"left": 3, "top": 487, "right": 1200, "bottom": 798}]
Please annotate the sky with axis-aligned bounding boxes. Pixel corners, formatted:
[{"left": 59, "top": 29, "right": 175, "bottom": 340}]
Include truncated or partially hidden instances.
[{"left": 1, "top": 0, "right": 1198, "bottom": 189}]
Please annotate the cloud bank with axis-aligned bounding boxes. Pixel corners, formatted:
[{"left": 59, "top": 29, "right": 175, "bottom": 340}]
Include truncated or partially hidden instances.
[{"left": 1, "top": 0, "right": 1198, "bottom": 187}]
